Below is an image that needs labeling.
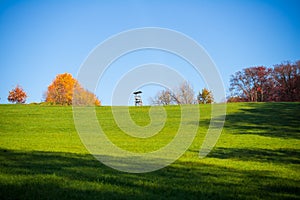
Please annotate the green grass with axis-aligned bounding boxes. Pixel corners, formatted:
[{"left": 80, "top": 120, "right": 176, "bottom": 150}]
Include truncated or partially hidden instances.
[{"left": 0, "top": 103, "right": 299, "bottom": 199}]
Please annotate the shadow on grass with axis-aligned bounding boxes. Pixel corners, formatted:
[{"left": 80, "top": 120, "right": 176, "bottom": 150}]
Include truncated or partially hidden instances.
[
  {"left": 207, "top": 147, "right": 300, "bottom": 164},
  {"left": 225, "top": 103, "right": 300, "bottom": 139},
  {"left": 0, "top": 148, "right": 299, "bottom": 200}
]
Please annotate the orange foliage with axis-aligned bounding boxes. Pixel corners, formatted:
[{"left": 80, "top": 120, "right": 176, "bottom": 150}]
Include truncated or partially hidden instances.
[
  {"left": 8, "top": 85, "right": 27, "bottom": 104},
  {"left": 45, "top": 73, "right": 101, "bottom": 106},
  {"left": 73, "top": 87, "right": 101, "bottom": 106}
]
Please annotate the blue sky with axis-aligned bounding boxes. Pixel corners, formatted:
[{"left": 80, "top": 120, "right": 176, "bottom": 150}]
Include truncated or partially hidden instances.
[{"left": 0, "top": 0, "right": 299, "bottom": 105}]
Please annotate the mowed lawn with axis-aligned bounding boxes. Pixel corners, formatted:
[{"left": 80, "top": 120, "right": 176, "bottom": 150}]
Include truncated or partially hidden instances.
[{"left": 0, "top": 103, "right": 299, "bottom": 199}]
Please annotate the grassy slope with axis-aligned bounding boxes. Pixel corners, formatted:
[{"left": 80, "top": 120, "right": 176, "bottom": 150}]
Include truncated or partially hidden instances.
[{"left": 0, "top": 103, "right": 299, "bottom": 199}]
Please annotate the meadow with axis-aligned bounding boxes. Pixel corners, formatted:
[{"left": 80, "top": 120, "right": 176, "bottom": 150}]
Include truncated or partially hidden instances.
[{"left": 0, "top": 103, "right": 299, "bottom": 199}]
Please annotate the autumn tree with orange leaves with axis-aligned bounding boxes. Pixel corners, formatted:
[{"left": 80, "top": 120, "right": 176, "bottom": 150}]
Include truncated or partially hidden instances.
[
  {"left": 45, "top": 73, "right": 101, "bottom": 106},
  {"left": 8, "top": 85, "right": 28, "bottom": 104}
]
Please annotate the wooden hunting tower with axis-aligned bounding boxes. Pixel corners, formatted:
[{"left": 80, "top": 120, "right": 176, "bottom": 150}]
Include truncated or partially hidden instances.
[{"left": 133, "top": 91, "right": 143, "bottom": 106}]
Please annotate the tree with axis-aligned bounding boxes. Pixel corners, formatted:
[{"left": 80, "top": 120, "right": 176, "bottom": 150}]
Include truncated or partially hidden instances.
[
  {"left": 229, "top": 66, "right": 272, "bottom": 102},
  {"left": 197, "top": 88, "right": 214, "bottom": 104},
  {"left": 8, "top": 85, "right": 27, "bottom": 104},
  {"left": 73, "top": 87, "right": 101, "bottom": 106},
  {"left": 228, "top": 60, "right": 300, "bottom": 102},
  {"left": 151, "top": 81, "right": 196, "bottom": 105},
  {"left": 273, "top": 61, "right": 300, "bottom": 101},
  {"left": 151, "top": 89, "right": 173, "bottom": 105},
  {"left": 171, "top": 81, "right": 196, "bottom": 104},
  {"left": 227, "top": 96, "right": 247, "bottom": 103},
  {"left": 45, "top": 73, "right": 101, "bottom": 106}
]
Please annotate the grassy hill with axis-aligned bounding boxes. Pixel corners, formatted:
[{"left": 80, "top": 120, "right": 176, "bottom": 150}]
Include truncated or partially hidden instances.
[{"left": 0, "top": 103, "right": 299, "bottom": 199}]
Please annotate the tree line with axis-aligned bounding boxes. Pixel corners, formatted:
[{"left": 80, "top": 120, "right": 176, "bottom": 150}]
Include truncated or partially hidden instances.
[
  {"left": 7, "top": 73, "right": 101, "bottom": 106},
  {"left": 228, "top": 60, "right": 300, "bottom": 102},
  {"left": 7, "top": 59, "right": 299, "bottom": 105},
  {"left": 150, "top": 81, "right": 214, "bottom": 105},
  {"left": 7, "top": 75, "right": 214, "bottom": 106}
]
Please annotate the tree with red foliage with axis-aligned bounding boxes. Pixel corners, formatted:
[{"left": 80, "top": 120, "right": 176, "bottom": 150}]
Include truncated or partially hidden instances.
[
  {"left": 227, "top": 96, "right": 248, "bottom": 103},
  {"left": 229, "top": 60, "right": 300, "bottom": 102},
  {"left": 273, "top": 61, "right": 300, "bottom": 101},
  {"left": 8, "top": 85, "right": 27, "bottom": 104},
  {"left": 229, "top": 66, "right": 272, "bottom": 102}
]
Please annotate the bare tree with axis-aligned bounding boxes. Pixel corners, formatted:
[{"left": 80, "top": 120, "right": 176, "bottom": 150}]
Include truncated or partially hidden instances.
[
  {"left": 150, "top": 89, "right": 173, "bottom": 105},
  {"left": 172, "top": 81, "right": 196, "bottom": 104},
  {"left": 151, "top": 81, "right": 196, "bottom": 105}
]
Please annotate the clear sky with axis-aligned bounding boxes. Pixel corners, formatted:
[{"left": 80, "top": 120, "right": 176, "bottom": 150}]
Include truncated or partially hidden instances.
[{"left": 0, "top": 0, "right": 299, "bottom": 105}]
